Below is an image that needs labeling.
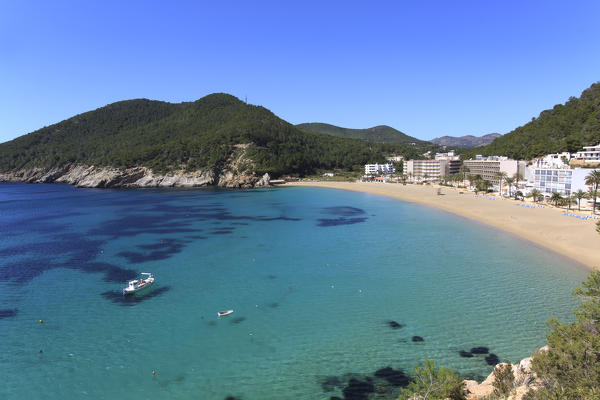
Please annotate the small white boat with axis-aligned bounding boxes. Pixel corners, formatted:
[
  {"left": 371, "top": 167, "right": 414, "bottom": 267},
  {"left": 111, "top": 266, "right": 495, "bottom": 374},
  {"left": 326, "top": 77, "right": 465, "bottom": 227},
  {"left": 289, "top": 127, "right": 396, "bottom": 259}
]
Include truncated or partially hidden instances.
[
  {"left": 217, "top": 310, "right": 234, "bottom": 317},
  {"left": 123, "top": 273, "right": 155, "bottom": 295}
]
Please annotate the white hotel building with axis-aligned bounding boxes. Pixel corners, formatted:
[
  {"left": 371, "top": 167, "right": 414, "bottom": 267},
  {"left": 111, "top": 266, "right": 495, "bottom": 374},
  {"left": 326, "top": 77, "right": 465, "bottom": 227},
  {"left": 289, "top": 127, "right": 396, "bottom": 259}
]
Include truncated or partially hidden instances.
[
  {"left": 532, "top": 167, "right": 599, "bottom": 198},
  {"left": 573, "top": 143, "right": 600, "bottom": 163},
  {"left": 364, "top": 163, "right": 395, "bottom": 175}
]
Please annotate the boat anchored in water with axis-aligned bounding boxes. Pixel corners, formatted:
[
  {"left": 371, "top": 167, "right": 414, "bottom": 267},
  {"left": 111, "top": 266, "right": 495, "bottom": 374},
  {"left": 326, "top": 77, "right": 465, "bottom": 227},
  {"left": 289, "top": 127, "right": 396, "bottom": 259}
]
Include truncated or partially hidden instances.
[
  {"left": 217, "top": 310, "right": 234, "bottom": 317},
  {"left": 123, "top": 273, "right": 155, "bottom": 295}
]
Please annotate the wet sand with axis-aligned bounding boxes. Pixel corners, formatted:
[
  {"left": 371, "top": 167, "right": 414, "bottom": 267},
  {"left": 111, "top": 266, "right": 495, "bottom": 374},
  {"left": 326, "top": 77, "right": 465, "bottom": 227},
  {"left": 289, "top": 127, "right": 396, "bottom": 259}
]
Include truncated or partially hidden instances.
[{"left": 287, "top": 181, "right": 600, "bottom": 270}]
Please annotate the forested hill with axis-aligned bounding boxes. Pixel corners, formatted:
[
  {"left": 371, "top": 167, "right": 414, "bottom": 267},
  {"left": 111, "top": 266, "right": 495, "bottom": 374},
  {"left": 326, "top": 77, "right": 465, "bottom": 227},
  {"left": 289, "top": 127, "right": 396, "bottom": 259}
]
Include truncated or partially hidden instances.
[
  {"left": 0, "top": 94, "right": 429, "bottom": 178},
  {"left": 297, "top": 122, "right": 425, "bottom": 145},
  {"left": 469, "top": 82, "right": 600, "bottom": 159},
  {"left": 430, "top": 133, "right": 501, "bottom": 148}
]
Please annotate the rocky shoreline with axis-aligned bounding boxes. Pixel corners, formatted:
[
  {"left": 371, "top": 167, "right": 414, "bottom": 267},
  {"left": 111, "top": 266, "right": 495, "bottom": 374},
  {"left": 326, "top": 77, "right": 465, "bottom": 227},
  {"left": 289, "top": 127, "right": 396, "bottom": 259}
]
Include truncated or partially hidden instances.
[
  {"left": 0, "top": 163, "right": 271, "bottom": 189},
  {"left": 464, "top": 347, "right": 548, "bottom": 399}
]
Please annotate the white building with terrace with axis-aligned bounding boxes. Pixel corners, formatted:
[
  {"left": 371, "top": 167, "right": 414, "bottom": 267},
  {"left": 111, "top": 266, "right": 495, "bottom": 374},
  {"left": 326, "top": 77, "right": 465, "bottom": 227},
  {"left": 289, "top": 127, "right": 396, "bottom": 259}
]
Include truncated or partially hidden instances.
[{"left": 364, "top": 163, "right": 395, "bottom": 175}]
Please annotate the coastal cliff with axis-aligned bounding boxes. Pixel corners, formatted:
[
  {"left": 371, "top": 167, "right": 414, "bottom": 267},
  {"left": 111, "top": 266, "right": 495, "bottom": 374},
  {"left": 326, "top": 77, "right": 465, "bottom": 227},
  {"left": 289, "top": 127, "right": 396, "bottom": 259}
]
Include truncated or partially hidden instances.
[
  {"left": 0, "top": 163, "right": 271, "bottom": 189},
  {"left": 464, "top": 348, "right": 547, "bottom": 399}
]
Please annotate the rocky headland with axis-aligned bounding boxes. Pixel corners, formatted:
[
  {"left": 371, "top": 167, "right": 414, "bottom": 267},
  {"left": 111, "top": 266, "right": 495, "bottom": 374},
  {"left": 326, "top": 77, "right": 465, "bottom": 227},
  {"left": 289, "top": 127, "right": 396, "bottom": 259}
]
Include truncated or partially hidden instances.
[{"left": 0, "top": 163, "right": 271, "bottom": 189}]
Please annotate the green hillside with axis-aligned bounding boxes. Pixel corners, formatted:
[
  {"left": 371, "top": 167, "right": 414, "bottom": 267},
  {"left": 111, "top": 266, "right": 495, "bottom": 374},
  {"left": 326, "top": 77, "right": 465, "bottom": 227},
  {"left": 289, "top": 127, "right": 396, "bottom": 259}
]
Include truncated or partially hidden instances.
[
  {"left": 0, "top": 94, "right": 427, "bottom": 177},
  {"left": 297, "top": 122, "right": 425, "bottom": 145},
  {"left": 469, "top": 82, "right": 600, "bottom": 159}
]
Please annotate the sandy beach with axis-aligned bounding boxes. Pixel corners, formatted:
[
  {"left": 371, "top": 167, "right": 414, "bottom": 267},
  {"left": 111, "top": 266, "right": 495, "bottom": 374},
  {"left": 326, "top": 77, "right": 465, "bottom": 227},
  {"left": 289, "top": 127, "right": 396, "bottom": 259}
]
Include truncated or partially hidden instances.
[{"left": 287, "top": 181, "right": 600, "bottom": 270}]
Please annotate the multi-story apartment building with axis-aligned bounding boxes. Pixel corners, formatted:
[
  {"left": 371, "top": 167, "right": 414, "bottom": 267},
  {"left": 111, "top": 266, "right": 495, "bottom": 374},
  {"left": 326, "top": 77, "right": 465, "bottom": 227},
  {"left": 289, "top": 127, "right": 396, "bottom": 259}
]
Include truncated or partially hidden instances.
[
  {"left": 463, "top": 157, "right": 526, "bottom": 187},
  {"left": 403, "top": 159, "right": 461, "bottom": 181},
  {"left": 364, "top": 163, "right": 395, "bottom": 175},
  {"left": 572, "top": 143, "right": 600, "bottom": 164},
  {"left": 532, "top": 167, "right": 600, "bottom": 197}
]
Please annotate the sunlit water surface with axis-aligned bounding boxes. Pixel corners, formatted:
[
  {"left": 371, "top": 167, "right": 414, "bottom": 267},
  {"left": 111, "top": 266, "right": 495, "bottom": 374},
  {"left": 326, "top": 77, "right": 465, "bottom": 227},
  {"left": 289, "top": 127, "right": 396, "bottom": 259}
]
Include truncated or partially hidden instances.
[{"left": 0, "top": 183, "right": 587, "bottom": 400}]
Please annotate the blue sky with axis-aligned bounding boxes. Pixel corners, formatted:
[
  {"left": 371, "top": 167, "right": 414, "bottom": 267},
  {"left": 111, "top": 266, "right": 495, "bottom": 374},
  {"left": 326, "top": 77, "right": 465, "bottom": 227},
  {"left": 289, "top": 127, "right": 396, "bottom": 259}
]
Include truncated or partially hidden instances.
[{"left": 1, "top": 0, "right": 599, "bottom": 143}]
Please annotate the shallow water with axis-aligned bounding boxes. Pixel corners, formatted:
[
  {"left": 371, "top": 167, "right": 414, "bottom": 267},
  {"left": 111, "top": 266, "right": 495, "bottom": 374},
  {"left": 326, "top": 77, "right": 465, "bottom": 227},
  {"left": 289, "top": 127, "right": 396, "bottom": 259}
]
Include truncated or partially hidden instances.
[{"left": 0, "top": 183, "right": 587, "bottom": 399}]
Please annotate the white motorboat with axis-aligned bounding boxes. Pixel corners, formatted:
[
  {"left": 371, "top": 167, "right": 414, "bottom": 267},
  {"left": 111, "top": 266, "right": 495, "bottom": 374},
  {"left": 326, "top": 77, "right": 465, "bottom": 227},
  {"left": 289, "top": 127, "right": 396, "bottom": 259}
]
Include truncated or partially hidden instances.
[
  {"left": 217, "top": 310, "right": 234, "bottom": 317},
  {"left": 123, "top": 273, "right": 155, "bottom": 295}
]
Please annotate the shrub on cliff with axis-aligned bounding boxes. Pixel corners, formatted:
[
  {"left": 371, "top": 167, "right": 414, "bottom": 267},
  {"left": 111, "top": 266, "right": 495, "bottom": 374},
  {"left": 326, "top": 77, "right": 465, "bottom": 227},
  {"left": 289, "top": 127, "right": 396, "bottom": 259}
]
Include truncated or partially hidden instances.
[
  {"left": 399, "top": 360, "right": 466, "bottom": 400},
  {"left": 530, "top": 270, "right": 600, "bottom": 398},
  {"left": 492, "top": 362, "right": 515, "bottom": 398}
]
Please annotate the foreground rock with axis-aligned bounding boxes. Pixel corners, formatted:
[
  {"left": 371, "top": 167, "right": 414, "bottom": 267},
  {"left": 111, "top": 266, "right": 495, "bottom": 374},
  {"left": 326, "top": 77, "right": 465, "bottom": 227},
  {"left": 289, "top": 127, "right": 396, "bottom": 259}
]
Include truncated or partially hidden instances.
[
  {"left": 0, "top": 164, "right": 271, "bottom": 189},
  {"left": 464, "top": 346, "right": 548, "bottom": 399}
]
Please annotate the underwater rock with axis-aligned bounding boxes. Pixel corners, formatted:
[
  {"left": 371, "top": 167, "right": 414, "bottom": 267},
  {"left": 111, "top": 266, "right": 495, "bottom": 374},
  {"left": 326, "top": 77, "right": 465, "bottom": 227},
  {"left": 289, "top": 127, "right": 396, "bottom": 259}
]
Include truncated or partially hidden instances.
[
  {"left": 0, "top": 309, "right": 18, "bottom": 319},
  {"left": 470, "top": 346, "right": 489, "bottom": 354},
  {"left": 387, "top": 320, "right": 404, "bottom": 329},
  {"left": 459, "top": 350, "right": 474, "bottom": 358},
  {"left": 341, "top": 378, "right": 375, "bottom": 400},
  {"left": 320, "top": 375, "right": 343, "bottom": 392},
  {"left": 485, "top": 353, "right": 500, "bottom": 365},
  {"left": 374, "top": 367, "right": 410, "bottom": 387},
  {"left": 412, "top": 336, "right": 424, "bottom": 342}
]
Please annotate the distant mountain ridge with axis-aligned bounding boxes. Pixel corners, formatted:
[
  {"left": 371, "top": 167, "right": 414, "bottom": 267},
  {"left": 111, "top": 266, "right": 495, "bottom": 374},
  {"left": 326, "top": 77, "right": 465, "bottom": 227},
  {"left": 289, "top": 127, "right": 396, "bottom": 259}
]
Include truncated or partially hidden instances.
[
  {"left": 297, "top": 122, "right": 426, "bottom": 145},
  {"left": 430, "top": 133, "right": 502, "bottom": 148}
]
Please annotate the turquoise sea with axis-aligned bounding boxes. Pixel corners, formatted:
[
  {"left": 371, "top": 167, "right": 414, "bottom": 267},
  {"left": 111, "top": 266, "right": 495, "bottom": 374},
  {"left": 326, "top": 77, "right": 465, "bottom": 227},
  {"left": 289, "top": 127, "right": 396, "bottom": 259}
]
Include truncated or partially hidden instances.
[{"left": 0, "top": 183, "right": 588, "bottom": 400}]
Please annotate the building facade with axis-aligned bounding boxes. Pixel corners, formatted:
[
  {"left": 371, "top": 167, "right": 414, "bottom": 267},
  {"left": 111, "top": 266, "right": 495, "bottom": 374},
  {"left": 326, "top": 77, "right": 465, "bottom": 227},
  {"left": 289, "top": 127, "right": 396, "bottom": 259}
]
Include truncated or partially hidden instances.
[
  {"left": 532, "top": 167, "right": 600, "bottom": 198},
  {"left": 403, "top": 159, "right": 461, "bottom": 181},
  {"left": 573, "top": 143, "right": 600, "bottom": 164},
  {"left": 364, "top": 163, "right": 395, "bottom": 175},
  {"left": 463, "top": 158, "right": 526, "bottom": 187}
]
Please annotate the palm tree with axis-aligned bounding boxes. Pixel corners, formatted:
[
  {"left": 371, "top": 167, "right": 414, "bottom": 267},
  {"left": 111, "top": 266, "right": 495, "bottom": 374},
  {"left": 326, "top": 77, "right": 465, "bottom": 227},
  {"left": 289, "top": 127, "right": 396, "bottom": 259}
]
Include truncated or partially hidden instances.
[
  {"left": 564, "top": 194, "right": 575, "bottom": 211},
  {"left": 496, "top": 171, "right": 508, "bottom": 197},
  {"left": 512, "top": 173, "right": 524, "bottom": 200},
  {"left": 529, "top": 189, "right": 543, "bottom": 203},
  {"left": 585, "top": 170, "right": 600, "bottom": 214},
  {"left": 574, "top": 189, "right": 588, "bottom": 211},
  {"left": 459, "top": 165, "right": 470, "bottom": 182},
  {"left": 550, "top": 192, "right": 563, "bottom": 207},
  {"left": 504, "top": 177, "right": 515, "bottom": 198}
]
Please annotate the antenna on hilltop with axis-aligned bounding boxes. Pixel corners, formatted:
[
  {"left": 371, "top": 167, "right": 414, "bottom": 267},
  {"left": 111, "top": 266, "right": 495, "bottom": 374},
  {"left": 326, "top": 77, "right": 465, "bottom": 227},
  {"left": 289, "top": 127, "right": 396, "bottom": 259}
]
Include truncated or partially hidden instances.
[{"left": 245, "top": 96, "right": 247, "bottom": 104}]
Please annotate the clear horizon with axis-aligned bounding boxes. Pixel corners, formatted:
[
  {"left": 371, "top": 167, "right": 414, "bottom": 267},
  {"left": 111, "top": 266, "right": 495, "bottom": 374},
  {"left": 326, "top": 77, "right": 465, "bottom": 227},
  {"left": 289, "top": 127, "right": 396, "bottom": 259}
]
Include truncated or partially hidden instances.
[{"left": 1, "top": 1, "right": 599, "bottom": 143}]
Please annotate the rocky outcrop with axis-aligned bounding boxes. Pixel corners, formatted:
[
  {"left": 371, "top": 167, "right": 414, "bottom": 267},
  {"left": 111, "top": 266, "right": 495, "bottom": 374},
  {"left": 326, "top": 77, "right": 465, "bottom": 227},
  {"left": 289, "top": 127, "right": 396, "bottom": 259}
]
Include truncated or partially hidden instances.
[
  {"left": 465, "top": 346, "right": 548, "bottom": 399},
  {"left": 0, "top": 142, "right": 273, "bottom": 188},
  {"left": 0, "top": 164, "right": 270, "bottom": 189}
]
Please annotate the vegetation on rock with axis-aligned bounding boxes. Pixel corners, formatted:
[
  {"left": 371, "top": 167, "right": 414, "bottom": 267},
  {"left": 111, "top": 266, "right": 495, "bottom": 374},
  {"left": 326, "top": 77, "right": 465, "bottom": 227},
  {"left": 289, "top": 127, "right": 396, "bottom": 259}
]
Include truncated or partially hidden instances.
[
  {"left": 528, "top": 270, "right": 600, "bottom": 399},
  {"left": 296, "top": 122, "right": 427, "bottom": 145},
  {"left": 0, "top": 94, "right": 433, "bottom": 178},
  {"left": 464, "top": 82, "right": 600, "bottom": 159},
  {"left": 399, "top": 360, "right": 466, "bottom": 399}
]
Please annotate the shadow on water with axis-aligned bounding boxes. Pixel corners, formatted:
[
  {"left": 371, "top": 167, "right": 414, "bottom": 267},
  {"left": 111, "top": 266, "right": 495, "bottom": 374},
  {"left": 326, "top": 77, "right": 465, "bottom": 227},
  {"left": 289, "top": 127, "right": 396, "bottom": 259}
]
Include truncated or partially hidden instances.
[
  {"left": 117, "top": 238, "right": 189, "bottom": 263},
  {"left": 317, "top": 217, "right": 368, "bottom": 227},
  {"left": 0, "top": 309, "right": 18, "bottom": 319},
  {"left": 0, "top": 190, "right": 302, "bottom": 310},
  {"left": 100, "top": 286, "right": 171, "bottom": 306},
  {"left": 319, "top": 365, "right": 410, "bottom": 400}
]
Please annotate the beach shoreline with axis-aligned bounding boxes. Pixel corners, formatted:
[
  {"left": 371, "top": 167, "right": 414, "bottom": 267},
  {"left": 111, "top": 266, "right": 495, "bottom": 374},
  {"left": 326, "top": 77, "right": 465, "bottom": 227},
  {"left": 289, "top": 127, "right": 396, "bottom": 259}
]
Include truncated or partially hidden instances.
[{"left": 285, "top": 181, "right": 600, "bottom": 270}]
